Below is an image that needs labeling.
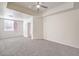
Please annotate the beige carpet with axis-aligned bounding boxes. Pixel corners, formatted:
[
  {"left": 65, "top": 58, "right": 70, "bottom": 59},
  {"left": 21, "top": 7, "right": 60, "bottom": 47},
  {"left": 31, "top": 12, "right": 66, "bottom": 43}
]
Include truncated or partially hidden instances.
[{"left": 0, "top": 36, "right": 79, "bottom": 56}]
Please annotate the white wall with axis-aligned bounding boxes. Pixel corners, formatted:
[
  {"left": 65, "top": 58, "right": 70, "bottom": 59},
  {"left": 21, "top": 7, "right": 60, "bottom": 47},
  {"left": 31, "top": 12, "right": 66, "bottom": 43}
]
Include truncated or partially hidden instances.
[
  {"left": 0, "top": 7, "right": 33, "bottom": 39},
  {"left": 33, "top": 16, "right": 43, "bottom": 39},
  {"left": 43, "top": 2, "right": 73, "bottom": 17},
  {"left": 23, "top": 17, "right": 33, "bottom": 39},
  {"left": 0, "top": 19, "right": 23, "bottom": 39},
  {"left": 0, "top": 2, "right": 7, "bottom": 8},
  {"left": 23, "top": 15, "right": 43, "bottom": 40},
  {"left": 44, "top": 9, "right": 79, "bottom": 48}
]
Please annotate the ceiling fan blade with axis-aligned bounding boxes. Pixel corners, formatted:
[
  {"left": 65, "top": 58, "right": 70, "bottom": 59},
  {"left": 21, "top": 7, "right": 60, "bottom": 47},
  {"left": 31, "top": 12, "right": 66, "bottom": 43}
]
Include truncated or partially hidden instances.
[
  {"left": 37, "top": 2, "right": 39, "bottom": 4},
  {"left": 41, "top": 5, "right": 48, "bottom": 8}
]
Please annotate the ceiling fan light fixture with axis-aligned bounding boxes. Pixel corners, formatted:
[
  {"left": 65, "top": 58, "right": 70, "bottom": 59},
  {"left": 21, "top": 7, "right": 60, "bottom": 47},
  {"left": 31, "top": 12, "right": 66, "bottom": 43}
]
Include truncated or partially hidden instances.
[{"left": 36, "top": 5, "right": 40, "bottom": 8}]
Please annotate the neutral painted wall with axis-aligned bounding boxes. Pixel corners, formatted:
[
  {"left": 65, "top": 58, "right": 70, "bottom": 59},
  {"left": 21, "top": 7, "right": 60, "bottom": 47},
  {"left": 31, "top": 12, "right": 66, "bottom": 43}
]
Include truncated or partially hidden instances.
[
  {"left": 33, "top": 16, "right": 43, "bottom": 39},
  {"left": 0, "top": 19, "right": 23, "bottom": 39},
  {"left": 23, "top": 15, "right": 43, "bottom": 39},
  {"left": 44, "top": 9, "right": 79, "bottom": 48},
  {"left": 0, "top": 2, "right": 7, "bottom": 8},
  {"left": 23, "top": 17, "right": 33, "bottom": 39},
  {"left": 0, "top": 6, "right": 33, "bottom": 39},
  {"left": 43, "top": 2, "right": 73, "bottom": 17}
]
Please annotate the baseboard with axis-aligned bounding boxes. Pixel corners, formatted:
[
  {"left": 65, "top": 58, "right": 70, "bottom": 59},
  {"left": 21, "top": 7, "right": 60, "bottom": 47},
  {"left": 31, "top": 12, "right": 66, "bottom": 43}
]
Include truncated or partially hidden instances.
[{"left": 45, "top": 39, "right": 79, "bottom": 49}]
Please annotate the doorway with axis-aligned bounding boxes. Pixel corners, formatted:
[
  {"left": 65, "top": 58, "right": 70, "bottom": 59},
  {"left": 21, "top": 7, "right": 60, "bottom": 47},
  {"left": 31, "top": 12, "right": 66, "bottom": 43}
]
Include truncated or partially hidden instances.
[
  {"left": 23, "top": 17, "right": 33, "bottom": 39},
  {"left": 27, "top": 22, "right": 31, "bottom": 39}
]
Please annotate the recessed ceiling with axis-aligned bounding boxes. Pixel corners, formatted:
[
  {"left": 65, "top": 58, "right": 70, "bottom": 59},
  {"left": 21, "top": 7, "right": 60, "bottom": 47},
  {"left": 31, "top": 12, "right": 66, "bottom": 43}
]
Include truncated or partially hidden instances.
[
  {"left": 0, "top": 8, "right": 32, "bottom": 20},
  {"left": 12, "top": 2, "right": 66, "bottom": 13},
  {"left": 5, "top": 8, "right": 31, "bottom": 19}
]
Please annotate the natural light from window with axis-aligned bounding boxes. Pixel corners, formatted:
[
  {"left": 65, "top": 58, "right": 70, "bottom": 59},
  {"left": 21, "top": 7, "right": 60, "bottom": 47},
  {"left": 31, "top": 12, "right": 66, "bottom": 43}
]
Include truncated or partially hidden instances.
[{"left": 4, "top": 20, "right": 14, "bottom": 31}]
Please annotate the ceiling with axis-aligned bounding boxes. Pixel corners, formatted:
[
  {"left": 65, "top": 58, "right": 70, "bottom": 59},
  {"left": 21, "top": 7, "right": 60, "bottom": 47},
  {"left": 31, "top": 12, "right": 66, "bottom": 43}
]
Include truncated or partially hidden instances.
[
  {"left": 13, "top": 2, "right": 66, "bottom": 13},
  {"left": 0, "top": 8, "right": 32, "bottom": 21},
  {"left": 4, "top": 8, "right": 32, "bottom": 19},
  {"left": 0, "top": 2, "right": 72, "bottom": 20},
  {"left": 0, "top": 2, "right": 33, "bottom": 20}
]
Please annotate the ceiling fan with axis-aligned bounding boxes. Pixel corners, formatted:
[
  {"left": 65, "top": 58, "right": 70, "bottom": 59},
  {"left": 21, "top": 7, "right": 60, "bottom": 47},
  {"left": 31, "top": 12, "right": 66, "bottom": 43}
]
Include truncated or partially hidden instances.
[
  {"left": 35, "top": 2, "right": 48, "bottom": 9},
  {"left": 32, "top": 2, "right": 48, "bottom": 12}
]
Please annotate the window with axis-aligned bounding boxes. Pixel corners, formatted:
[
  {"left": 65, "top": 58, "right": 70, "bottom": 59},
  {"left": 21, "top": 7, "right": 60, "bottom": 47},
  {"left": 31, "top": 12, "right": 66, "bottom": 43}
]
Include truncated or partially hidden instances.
[{"left": 4, "top": 20, "right": 14, "bottom": 31}]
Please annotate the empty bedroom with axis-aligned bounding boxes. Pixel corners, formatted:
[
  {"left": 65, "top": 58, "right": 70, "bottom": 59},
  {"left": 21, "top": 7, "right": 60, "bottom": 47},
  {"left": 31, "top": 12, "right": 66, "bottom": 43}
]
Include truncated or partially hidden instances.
[{"left": 0, "top": 2, "right": 79, "bottom": 56}]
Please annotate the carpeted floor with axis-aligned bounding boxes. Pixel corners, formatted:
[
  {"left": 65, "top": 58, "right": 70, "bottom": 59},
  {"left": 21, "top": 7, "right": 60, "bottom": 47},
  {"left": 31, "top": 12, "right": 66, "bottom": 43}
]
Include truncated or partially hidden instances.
[{"left": 0, "top": 36, "right": 79, "bottom": 56}]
